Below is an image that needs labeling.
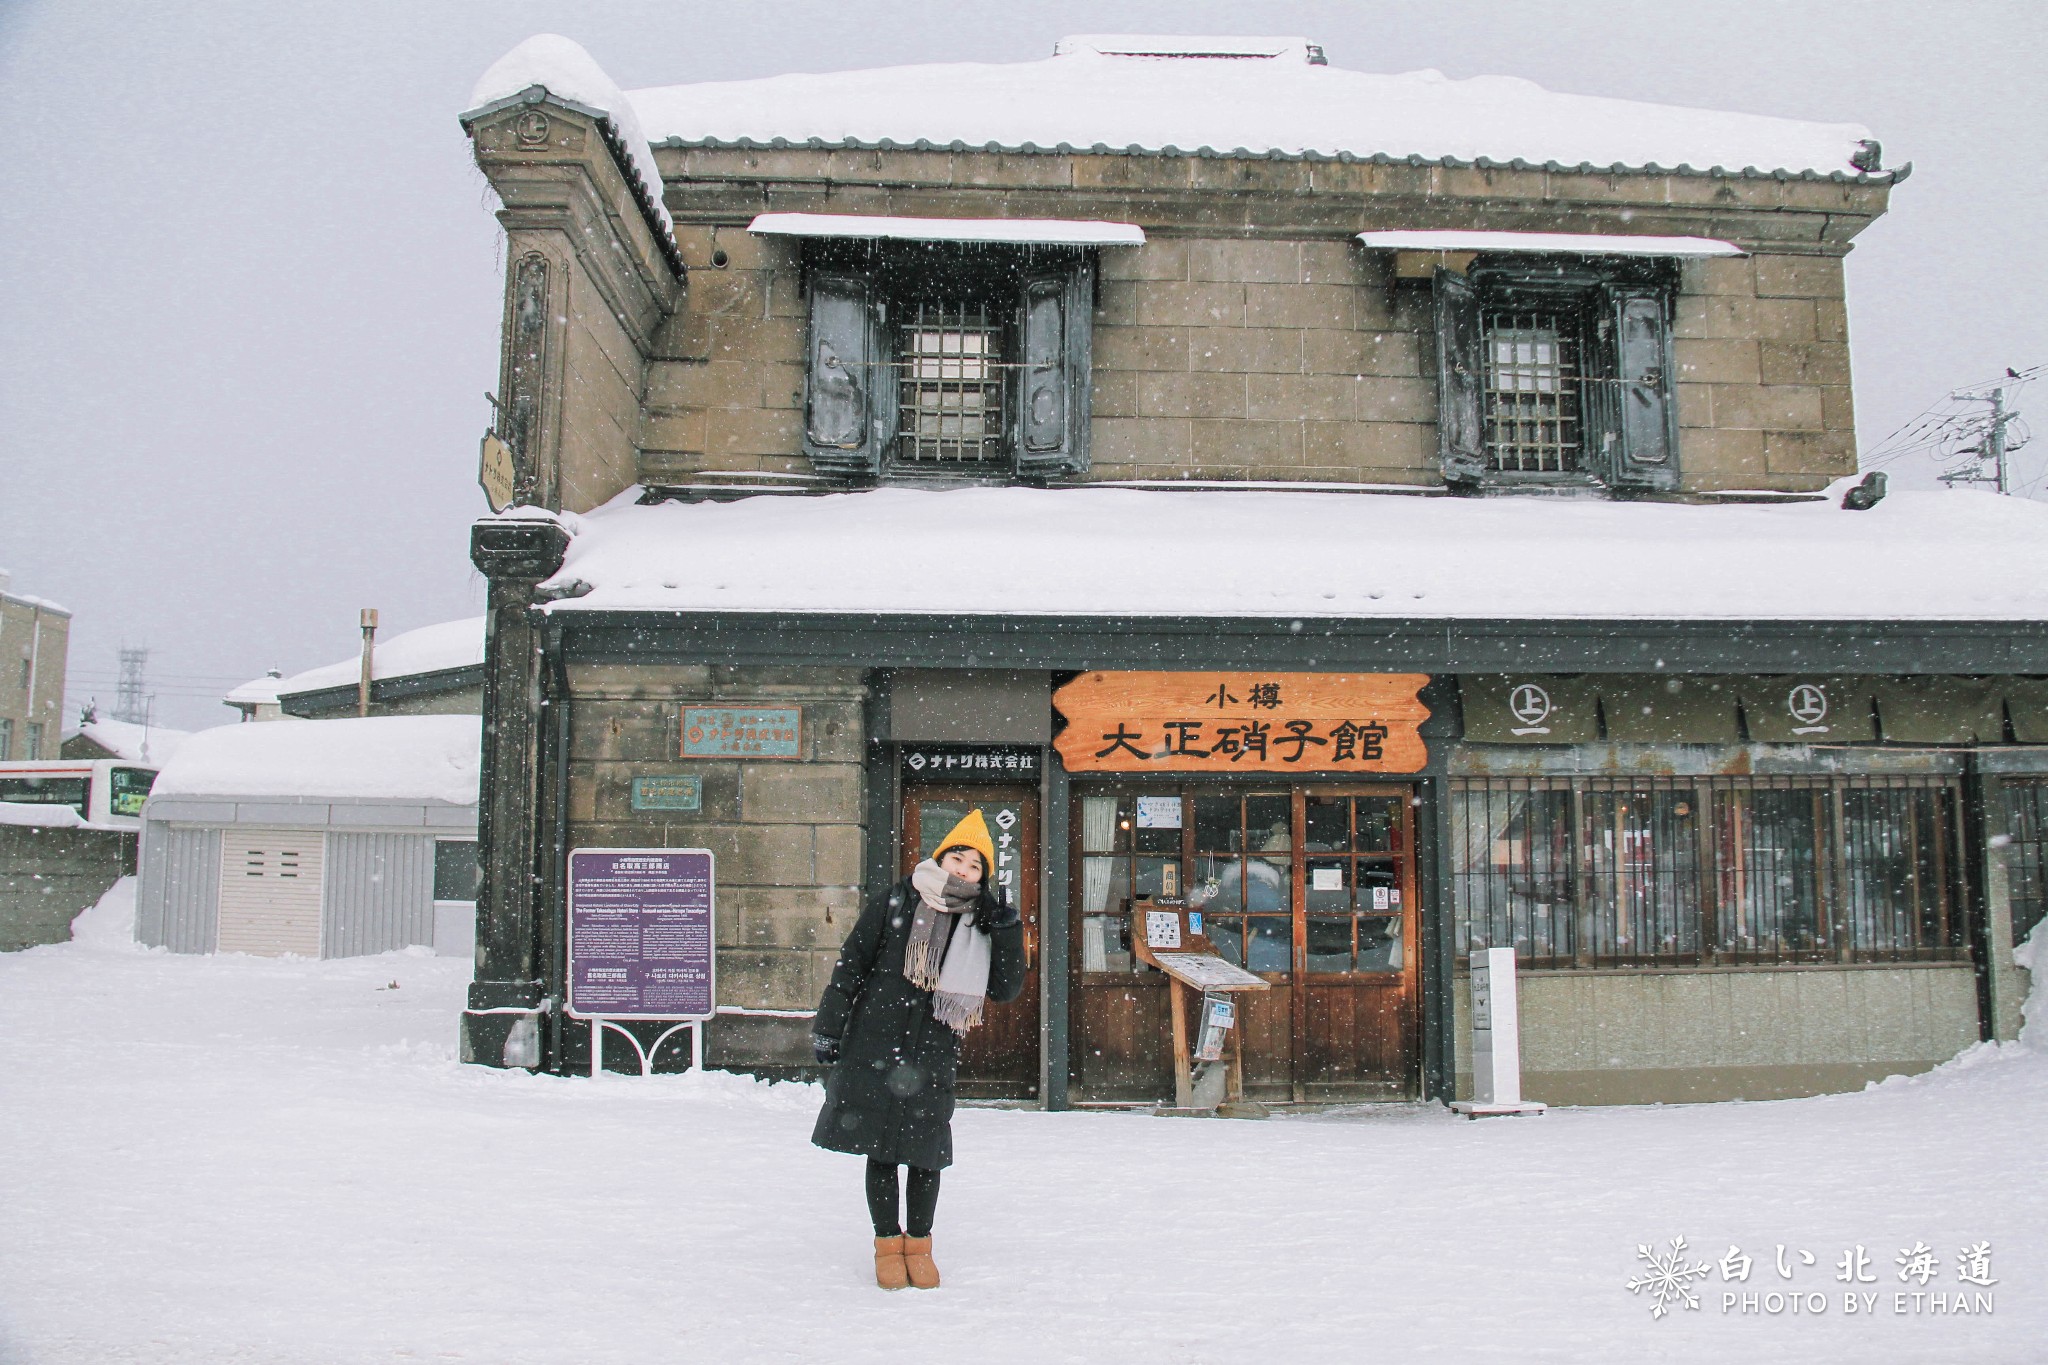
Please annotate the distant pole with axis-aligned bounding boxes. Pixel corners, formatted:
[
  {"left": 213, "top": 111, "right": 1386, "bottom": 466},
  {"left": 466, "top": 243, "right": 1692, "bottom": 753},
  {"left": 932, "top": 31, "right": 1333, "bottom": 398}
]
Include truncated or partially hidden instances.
[
  {"left": 115, "top": 647, "right": 150, "bottom": 725},
  {"left": 1988, "top": 386, "right": 2010, "bottom": 496},
  {"left": 358, "top": 609, "right": 379, "bottom": 717}
]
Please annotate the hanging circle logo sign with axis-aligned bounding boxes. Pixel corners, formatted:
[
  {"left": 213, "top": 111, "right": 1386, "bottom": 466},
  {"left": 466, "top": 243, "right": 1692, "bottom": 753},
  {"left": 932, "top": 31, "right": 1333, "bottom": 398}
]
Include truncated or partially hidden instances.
[
  {"left": 1787, "top": 684, "right": 1829, "bottom": 727},
  {"left": 1510, "top": 683, "right": 1554, "bottom": 728}
]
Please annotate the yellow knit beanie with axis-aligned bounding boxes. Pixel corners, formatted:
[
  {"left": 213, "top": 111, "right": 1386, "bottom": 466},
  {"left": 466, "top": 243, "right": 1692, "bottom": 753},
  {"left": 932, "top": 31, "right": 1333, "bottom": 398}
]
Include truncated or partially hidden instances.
[{"left": 933, "top": 809, "right": 996, "bottom": 878}]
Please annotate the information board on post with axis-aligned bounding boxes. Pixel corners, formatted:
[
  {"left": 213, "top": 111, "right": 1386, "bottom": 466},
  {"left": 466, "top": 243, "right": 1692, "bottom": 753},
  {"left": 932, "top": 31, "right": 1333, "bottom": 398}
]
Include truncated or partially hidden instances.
[{"left": 567, "top": 848, "right": 715, "bottom": 1020}]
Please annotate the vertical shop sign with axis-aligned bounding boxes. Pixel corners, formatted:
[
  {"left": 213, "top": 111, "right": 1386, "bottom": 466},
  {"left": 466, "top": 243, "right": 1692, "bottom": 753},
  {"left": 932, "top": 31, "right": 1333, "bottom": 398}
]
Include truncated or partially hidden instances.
[{"left": 567, "top": 848, "right": 715, "bottom": 1019}]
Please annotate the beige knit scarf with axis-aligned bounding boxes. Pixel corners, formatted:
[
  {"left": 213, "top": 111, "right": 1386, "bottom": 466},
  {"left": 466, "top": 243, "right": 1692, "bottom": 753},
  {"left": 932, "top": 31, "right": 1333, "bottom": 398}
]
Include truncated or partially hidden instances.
[{"left": 903, "top": 858, "right": 992, "bottom": 1035}]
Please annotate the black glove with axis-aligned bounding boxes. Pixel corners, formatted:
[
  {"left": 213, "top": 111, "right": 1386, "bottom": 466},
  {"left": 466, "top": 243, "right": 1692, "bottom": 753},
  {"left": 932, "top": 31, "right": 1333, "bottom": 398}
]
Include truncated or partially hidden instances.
[
  {"left": 974, "top": 892, "right": 1021, "bottom": 934},
  {"left": 811, "top": 1033, "right": 841, "bottom": 1065}
]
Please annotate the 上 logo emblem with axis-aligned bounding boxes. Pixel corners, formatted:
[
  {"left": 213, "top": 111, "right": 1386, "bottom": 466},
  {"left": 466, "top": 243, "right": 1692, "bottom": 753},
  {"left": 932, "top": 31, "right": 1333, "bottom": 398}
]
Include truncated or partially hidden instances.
[
  {"left": 1787, "top": 684, "right": 1829, "bottom": 728},
  {"left": 1510, "top": 683, "right": 1553, "bottom": 727}
]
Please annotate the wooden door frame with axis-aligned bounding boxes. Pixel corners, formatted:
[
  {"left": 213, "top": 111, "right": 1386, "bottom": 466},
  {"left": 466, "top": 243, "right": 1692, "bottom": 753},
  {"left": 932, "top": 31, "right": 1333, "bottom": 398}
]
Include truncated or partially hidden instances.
[{"left": 1064, "top": 778, "right": 1424, "bottom": 1104}]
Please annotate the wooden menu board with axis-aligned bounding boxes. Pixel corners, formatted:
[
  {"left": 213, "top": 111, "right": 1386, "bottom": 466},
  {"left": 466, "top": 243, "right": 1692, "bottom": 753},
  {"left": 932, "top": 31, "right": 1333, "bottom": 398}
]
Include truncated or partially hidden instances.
[{"left": 1052, "top": 671, "right": 1429, "bottom": 774}]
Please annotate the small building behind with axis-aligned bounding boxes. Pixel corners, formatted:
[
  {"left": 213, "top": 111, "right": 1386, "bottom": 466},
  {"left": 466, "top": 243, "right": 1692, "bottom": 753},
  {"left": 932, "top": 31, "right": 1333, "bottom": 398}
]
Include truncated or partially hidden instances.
[
  {"left": 258, "top": 618, "right": 485, "bottom": 721},
  {"left": 136, "top": 716, "right": 481, "bottom": 959},
  {"left": 0, "top": 570, "right": 69, "bottom": 762}
]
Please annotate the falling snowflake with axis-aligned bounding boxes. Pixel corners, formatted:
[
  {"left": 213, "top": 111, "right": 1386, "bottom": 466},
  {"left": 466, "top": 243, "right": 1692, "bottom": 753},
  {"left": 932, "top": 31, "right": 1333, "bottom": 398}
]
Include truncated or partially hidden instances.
[{"left": 1627, "top": 1236, "right": 1714, "bottom": 1319}]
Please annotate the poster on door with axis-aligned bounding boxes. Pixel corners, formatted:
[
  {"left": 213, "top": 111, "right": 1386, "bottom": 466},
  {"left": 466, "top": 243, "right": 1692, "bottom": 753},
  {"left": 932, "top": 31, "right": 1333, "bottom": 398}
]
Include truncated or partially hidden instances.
[{"left": 566, "top": 848, "right": 715, "bottom": 1020}]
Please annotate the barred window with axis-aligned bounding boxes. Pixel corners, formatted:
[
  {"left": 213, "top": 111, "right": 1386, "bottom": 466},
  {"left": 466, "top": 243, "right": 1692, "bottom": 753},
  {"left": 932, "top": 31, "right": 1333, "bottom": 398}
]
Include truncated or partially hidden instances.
[
  {"left": 1483, "top": 310, "right": 1584, "bottom": 474},
  {"left": 2008, "top": 779, "right": 2048, "bottom": 949},
  {"left": 896, "top": 304, "right": 1009, "bottom": 465},
  {"left": 1451, "top": 775, "right": 1967, "bottom": 969}
]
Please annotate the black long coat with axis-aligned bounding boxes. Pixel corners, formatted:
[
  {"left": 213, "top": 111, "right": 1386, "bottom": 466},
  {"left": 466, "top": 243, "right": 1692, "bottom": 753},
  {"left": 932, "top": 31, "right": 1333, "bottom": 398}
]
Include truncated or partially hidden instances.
[{"left": 810, "top": 876, "right": 1026, "bottom": 1169}]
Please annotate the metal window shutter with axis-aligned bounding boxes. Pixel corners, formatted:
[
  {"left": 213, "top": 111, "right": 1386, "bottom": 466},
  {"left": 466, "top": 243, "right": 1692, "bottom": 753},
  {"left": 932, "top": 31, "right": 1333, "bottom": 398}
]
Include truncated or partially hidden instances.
[
  {"left": 322, "top": 832, "right": 436, "bottom": 958},
  {"left": 216, "top": 831, "right": 325, "bottom": 957}
]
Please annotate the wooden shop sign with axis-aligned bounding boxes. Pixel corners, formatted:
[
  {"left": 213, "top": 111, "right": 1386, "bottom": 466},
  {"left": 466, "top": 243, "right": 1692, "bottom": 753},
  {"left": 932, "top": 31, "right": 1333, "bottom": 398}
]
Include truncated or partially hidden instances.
[{"left": 1052, "top": 672, "right": 1429, "bottom": 774}]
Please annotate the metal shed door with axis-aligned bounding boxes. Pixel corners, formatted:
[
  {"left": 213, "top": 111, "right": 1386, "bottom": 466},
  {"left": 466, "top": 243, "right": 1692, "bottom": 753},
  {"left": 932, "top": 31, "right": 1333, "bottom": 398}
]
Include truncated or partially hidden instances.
[{"left": 216, "top": 832, "right": 325, "bottom": 956}]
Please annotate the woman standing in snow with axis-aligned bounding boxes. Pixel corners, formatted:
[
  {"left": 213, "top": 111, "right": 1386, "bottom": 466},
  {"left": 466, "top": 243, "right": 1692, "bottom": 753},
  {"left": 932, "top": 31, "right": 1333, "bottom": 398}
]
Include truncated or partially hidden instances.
[{"left": 810, "top": 810, "right": 1025, "bottom": 1290}]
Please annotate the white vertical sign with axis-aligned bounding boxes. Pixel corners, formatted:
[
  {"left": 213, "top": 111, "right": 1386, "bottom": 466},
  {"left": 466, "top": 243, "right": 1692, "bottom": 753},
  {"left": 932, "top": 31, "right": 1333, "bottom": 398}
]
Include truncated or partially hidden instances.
[{"left": 1471, "top": 946, "right": 1522, "bottom": 1106}]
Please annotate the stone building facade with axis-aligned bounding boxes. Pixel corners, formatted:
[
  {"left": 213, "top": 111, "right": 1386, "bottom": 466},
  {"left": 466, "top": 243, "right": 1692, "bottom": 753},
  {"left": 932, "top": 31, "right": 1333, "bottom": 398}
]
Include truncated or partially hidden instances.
[{"left": 448, "top": 35, "right": 2047, "bottom": 1103}]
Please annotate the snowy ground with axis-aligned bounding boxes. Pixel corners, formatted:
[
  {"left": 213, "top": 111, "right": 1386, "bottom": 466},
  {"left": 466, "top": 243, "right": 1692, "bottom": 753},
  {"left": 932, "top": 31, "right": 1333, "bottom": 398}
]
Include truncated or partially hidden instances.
[{"left": 2, "top": 882, "right": 2038, "bottom": 1364}]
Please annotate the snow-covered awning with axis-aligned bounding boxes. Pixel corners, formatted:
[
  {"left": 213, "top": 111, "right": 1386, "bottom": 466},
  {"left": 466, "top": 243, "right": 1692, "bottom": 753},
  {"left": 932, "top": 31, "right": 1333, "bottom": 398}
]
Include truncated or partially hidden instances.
[
  {"left": 748, "top": 213, "right": 1146, "bottom": 246},
  {"left": 530, "top": 485, "right": 2048, "bottom": 625},
  {"left": 1357, "top": 230, "right": 1745, "bottom": 257}
]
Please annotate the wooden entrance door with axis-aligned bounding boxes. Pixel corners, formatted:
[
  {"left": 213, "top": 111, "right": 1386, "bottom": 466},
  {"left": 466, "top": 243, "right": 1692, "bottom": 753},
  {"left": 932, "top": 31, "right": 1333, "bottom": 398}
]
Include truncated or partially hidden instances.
[
  {"left": 902, "top": 786, "right": 1040, "bottom": 1098},
  {"left": 1069, "top": 785, "right": 1420, "bottom": 1104}
]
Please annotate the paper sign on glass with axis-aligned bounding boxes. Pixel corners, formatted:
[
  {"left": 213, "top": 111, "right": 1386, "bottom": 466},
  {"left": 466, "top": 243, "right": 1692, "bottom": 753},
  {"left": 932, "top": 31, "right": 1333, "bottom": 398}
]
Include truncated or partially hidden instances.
[
  {"left": 1372, "top": 886, "right": 1391, "bottom": 909},
  {"left": 1312, "top": 867, "right": 1344, "bottom": 891},
  {"left": 1145, "top": 909, "right": 1183, "bottom": 949},
  {"left": 1135, "top": 796, "right": 1183, "bottom": 829}
]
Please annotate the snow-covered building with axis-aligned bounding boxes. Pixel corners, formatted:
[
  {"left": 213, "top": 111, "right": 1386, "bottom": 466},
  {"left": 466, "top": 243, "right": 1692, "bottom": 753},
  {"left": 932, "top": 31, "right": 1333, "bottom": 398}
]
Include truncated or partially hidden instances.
[
  {"left": 448, "top": 33, "right": 2048, "bottom": 1103},
  {"left": 225, "top": 618, "right": 486, "bottom": 722},
  {"left": 0, "top": 570, "right": 68, "bottom": 762},
  {"left": 135, "top": 716, "right": 481, "bottom": 960},
  {"left": 62, "top": 716, "right": 193, "bottom": 765}
]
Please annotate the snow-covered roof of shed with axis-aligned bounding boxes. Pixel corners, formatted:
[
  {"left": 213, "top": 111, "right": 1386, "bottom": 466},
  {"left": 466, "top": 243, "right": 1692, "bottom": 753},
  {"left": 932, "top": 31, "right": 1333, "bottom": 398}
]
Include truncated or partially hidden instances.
[
  {"left": 150, "top": 716, "right": 481, "bottom": 806},
  {"left": 271, "top": 618, "right": 486, "bottom": 700},
  {"left": 531, "top": 485, "right": 2048, "bottom": 624},
  {"left": 618, "top": 34, "right": 1883, "bottom": 180},
  {"left": 71, "top": 719, "right": 193, "bottom": 765}
]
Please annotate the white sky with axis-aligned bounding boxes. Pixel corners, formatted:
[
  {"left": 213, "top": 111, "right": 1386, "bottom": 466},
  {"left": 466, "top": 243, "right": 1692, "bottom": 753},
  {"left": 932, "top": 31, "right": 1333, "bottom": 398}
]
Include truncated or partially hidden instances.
[{"left": 2, "top": 0, "right": 2043, "bottom": 729}]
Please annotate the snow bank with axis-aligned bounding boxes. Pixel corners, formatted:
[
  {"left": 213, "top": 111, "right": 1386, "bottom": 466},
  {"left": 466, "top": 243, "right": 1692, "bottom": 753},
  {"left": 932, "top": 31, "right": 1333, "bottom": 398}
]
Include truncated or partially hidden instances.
[
  {"left": 622, "top": 37, "right": 1878, "bottom": 178},
  {"left": 69, "top": 875, "right": 142, "bottom": 953},
  {"left": 69, "top": 717, "right": 193, "bottom": 764},
  {"left": 542, "top": 484, "right": 2048, "bottom": 623},
  {"left": 1, "top": 919, "right": 2038, "bottom": 1361},
  {"left": 270, "top": 616, "right": 484, "bottom": 697},
  {"left": 0, "top": 799, "right": 85, "bottom": 828},
  {"left": 149, "top": 715, "right": 481, "bottom": 806},
  {"left": 466, "top": 34, "right": 673, "bottom": 234}
]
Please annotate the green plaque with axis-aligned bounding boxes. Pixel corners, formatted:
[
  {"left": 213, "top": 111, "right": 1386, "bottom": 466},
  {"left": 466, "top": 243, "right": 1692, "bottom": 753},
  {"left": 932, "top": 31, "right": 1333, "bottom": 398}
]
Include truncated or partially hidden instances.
[{"left": 631, "top": 774, "right": 703, "bottom": 812}]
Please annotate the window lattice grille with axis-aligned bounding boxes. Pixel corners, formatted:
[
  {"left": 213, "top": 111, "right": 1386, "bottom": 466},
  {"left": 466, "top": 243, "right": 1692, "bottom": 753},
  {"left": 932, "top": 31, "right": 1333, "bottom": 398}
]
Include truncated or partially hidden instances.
[
  {"left": 1482, "top": 311, "right": 1583, "bottom": 474},
  {"left": 895, "top": 304, "right": 1011, "bottom": 465}
]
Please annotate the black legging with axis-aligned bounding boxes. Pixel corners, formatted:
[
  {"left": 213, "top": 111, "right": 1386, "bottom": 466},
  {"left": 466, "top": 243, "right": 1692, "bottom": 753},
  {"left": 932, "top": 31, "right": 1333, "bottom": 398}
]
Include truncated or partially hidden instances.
[{"left": 865, "top": 1158, "right": 942, "bottom": 1238}]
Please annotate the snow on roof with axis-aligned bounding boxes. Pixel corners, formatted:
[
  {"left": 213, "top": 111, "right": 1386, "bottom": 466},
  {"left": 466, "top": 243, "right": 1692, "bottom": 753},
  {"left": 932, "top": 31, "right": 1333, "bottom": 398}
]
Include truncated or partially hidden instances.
[
  {"left": 617, "top": 35, "right": 1879, "bottom": 180},
  {"left": 273, "top": 618, "right": 486, "bottom": 699},
  {"left": 749, "top": 213, "right": 1146, "bottom": 246},
  {"left": 150, "top": 716, "right": 481, "bottom": 806},
  {"left": 0, "top": 801, "right": 85, "bottom": 829},
  {"left": 224, "top": 671, "right": 285, "bottom": 707},
  {"left": 73, "top": 719, "right": 192, "bottom": 765},
  {"left": 464, "top": 34, "right": 675, "bottom": 239},
  {"left": 1357, "top": 230, "right": 1744, "bottom": 257},
  {"left": 537, "top": 485, "right": 2048, "bottom": 624}
]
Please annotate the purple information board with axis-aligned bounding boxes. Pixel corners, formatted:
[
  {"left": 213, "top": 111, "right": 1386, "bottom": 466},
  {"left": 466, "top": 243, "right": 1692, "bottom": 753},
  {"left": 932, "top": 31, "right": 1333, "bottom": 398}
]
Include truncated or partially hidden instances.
[{"left": 567, "top": 848, "right": 715, "bottom": 1020}]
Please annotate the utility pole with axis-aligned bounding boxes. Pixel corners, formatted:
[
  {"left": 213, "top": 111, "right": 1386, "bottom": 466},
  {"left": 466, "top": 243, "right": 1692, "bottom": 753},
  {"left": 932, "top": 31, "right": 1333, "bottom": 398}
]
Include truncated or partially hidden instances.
[{"left": 1936, "top": 382, "right": 2024, "bottom": 494}]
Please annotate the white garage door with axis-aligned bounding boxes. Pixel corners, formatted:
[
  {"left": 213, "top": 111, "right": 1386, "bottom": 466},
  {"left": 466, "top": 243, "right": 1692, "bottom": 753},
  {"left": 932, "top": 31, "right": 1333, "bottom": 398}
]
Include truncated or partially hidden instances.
[{"left": 216, "top": 832, "right": 325, "bottom": 957}]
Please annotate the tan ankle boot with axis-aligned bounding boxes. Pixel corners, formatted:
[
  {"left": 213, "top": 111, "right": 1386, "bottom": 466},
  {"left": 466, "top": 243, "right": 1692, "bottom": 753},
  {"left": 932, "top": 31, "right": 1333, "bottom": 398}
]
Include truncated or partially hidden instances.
[
  {"left": 902, "top": 1235, "right": 940, "bottom": 1289},
  {"left": 873, "top": 1235, "right": 909, "bottom": 1290}
]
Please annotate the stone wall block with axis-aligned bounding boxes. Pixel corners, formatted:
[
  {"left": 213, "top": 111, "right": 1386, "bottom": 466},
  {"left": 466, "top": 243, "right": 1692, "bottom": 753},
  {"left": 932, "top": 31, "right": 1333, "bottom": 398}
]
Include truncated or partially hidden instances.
[
  {"left": 1352, "top": 376, "right": 1435, "bottom": 424},
  {"left": 1707, "top": 383, "right": 1825, "bottom": 432},
  {"left": 1244, "top": 283, "right": 1356, "bottom": 330},
  {"left": 1090, "top": 369, "right": 1139, "bottom": 418},
  {"left": 813, "top": 824, "right": 867, "bottom": 886},
  {"left": 1191, "top": 419, "right": 1303, "bottom": 469},
  {"left": 1752, "top": 254, "right": 1845, "bottom": 300},
  {"left": 704, "top": 406, "right": 803, "bottom": 457},
  {"left": 1135, "top": 281, "right": 1245, "bottom": 328},
  {"left": 739, "top": 762, "right": 865, "bottom": 825},
  {"left": 1187, "top": 327, "right": 1302, "bottom": 374},
  {"left": 1245, "top": 372, "right": 1355, "bottom": 422},
  {"left": 1137, "top": 370, "right": 1246, "bottom": 419},
  {"left": 716, "top": 949, "right": 815, "bottom": 1010},
  {"left": 1092, "top": 417, "right": 1193, "bottom": 468},
  {"left": 1185, "top": 238, "right": 1298, "bottom": 283},
  {"left": 1098, "top": 239, "right": 1188, "bottom": 280},
  {"left": 1674, "top": 338, "right": 1761, "bottom": 386},
  {"left": 1296, "top": 239, "right": 1363, "bottom": 285},
  {"left": 1093, "top": 325, "right": 1189, "bottom": 372},
  {"left": 1758, "top": 341, "right": 1851, "bottom": 388}
]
